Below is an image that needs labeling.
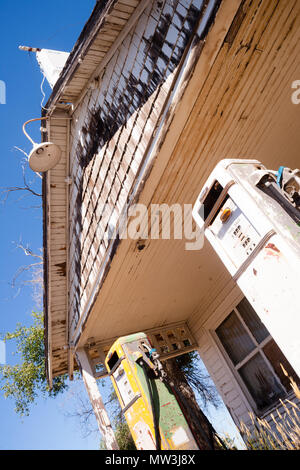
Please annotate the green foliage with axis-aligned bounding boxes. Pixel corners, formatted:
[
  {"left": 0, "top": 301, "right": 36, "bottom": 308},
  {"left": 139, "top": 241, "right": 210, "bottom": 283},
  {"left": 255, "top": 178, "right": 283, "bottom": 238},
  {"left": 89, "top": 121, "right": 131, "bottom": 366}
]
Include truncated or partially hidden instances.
[
  {"left": 0, "top": 312, "right": 68, "bottom": 416},
  {"left": 100, "top": 419, "right": 136, "bottom": 450},
  {"left": 114, "top": 420, "right": 136, "bottom": 450},
  {"left": 99, "top": 385, "right": 136, "bottom": 450}
]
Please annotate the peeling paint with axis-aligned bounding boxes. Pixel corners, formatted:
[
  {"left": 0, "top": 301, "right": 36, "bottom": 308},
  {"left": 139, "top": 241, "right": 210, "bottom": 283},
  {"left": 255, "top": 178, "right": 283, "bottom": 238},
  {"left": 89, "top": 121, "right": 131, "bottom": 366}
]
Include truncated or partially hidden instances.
[
  {"left": 265, "top": 243, "right": 280, "bottom": 254},
  {"left": 69, "top": 0, "right": 221, "bottom": 338},
  {"left": 264, "top": 242, "right": 281, "bottom": 260},
  {"left": 55, "top": 261, "right": 66, "bottom": 277},
  {"left": 75, "top": 0, "right": 202, "bottom": 171}
]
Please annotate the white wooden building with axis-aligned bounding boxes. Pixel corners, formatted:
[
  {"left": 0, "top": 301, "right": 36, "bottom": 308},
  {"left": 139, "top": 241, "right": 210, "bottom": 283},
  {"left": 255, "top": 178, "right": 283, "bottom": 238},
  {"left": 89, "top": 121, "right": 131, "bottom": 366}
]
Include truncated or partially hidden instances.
[{"left": 42, "top": 0, "right": 300, "bottom": 447}]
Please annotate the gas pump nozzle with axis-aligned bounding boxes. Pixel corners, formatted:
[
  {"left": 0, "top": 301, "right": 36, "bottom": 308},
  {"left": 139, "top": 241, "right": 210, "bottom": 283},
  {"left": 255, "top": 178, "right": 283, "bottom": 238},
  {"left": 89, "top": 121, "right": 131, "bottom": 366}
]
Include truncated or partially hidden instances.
[{"left": 138, "top": 341, "right": 168, "bottom": 382}]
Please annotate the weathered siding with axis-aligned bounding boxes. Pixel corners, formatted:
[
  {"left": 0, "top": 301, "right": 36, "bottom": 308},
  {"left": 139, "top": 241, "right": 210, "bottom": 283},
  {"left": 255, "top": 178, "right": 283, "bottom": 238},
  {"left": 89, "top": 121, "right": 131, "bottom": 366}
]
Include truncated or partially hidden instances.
[
  {"left": 68, "top": 0, "right": 215, "bottom": 340},
  {"left": 45, "top": 112, "right": 70, "bottom": 377}
]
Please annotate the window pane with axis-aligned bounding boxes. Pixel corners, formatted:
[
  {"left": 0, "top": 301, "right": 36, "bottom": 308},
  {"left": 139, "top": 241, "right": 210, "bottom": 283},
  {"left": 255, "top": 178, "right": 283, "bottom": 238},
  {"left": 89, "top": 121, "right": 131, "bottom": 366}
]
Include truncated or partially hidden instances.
[
  {"left": 263, "top": 339, "right": 300, "bottom": 392},
  {"left": 216, "top": 311, "right": 255, "bottom": 365},
  {"left": 239, "top": 353, "right": 285, "bottom": 410},
  {"left": 237, "top": 298, "right": 269, "bottom": 343}
]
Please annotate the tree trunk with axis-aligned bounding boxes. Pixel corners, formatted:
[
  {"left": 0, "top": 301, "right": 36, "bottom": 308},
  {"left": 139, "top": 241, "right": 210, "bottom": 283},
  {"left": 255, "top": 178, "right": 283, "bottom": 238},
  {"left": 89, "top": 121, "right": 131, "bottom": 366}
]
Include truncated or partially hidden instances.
[{"left": 164, "top": 357, "right": 220, "bottom": 450}]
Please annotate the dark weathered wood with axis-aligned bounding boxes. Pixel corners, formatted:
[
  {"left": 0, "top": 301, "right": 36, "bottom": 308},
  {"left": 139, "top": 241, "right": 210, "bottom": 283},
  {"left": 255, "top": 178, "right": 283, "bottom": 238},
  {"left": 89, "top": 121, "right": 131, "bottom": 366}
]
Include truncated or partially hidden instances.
[
  {"left": 163, "top": 357, "right": 219, "bottom": 450},
  {"left": 68, "top": 0, "right": 208, "bottom": 338}
]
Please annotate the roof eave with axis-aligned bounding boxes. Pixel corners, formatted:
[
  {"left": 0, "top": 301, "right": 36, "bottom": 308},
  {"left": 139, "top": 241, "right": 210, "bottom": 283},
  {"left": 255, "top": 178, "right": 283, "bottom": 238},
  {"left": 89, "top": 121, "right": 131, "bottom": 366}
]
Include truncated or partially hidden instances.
[{"left": 45, "top": 0, "right": 116, "bottom": 115}]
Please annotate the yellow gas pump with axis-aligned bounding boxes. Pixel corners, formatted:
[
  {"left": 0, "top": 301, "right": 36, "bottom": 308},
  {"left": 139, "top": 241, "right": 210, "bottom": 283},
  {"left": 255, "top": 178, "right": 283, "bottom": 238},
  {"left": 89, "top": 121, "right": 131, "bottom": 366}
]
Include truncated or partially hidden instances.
[{"left": 105, "top": 332, "right": 199, "bottom": 450}]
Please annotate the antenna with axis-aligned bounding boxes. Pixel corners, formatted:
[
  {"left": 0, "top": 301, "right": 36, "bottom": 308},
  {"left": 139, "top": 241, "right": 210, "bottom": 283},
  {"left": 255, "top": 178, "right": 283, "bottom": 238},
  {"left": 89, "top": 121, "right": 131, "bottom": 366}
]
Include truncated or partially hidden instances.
[{"left": 19, "top": 45, "right": 42, "bottom": 52}]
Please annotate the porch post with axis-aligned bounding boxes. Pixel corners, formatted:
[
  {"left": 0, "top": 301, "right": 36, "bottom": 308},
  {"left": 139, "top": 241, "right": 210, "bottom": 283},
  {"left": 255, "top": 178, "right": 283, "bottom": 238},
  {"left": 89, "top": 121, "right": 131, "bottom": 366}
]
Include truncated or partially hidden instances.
[{"left": 76, "top": 348, "right": 119, "bottom": 450}]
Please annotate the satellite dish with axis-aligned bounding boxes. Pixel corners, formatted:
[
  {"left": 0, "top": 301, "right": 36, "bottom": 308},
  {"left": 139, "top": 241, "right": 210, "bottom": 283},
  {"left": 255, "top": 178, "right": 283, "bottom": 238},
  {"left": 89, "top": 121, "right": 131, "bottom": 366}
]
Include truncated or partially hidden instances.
[
  {"left": 22, "top": 117, "right": 62, "bottom": 173},
  {"left": 28, "top": 142, "right": 62, "bottom": 172}
]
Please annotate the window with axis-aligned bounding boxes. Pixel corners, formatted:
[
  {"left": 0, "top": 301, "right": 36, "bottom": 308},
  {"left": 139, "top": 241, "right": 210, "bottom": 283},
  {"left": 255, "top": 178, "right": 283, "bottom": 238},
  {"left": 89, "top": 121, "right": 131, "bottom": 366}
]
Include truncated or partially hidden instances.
[{"left": 216, "top": 298, "right": 299, "bottom": 412}]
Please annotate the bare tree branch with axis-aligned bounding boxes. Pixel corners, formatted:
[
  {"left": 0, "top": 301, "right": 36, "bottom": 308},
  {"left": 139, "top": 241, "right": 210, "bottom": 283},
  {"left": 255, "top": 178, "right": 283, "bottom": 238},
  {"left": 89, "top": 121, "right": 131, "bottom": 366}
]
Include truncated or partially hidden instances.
[
  {"left": 13, "top": 146, "right": 29, "bottom": 160},
  {"left": 0, "top": 186, "right": 41, "bottom": 203},
  {"left": 14, "top": 242, "right": 43, "bottom": 260},
  {"left": 0, "top": 152, "right": 42, "bottom": 204},
  {"left": 62, "top": 384, "right": 99, "bottom": 438},
  {"left": 9, "top": 242, "right": 43, "bottom": 307},
  {"left": 13, "top": 146, "right": 42, "bottom": 180}
]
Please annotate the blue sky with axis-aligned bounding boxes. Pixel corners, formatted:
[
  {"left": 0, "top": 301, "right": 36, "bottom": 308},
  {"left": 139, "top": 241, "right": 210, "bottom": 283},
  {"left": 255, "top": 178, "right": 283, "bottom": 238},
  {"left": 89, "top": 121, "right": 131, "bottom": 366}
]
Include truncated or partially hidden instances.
[
  {"left": 0, "top": 0, "right": 100, "bottom": 450},
  {"left": 0, "top": 0, "right": 244, "bottom": 450}
]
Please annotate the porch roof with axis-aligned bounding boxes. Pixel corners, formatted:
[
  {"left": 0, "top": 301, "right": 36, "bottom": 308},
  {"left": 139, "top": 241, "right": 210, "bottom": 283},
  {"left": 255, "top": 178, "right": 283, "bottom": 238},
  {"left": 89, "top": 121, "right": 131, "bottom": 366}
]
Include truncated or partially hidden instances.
[{"left": 44, "top": 0, "right": 300, "bottom": 384}]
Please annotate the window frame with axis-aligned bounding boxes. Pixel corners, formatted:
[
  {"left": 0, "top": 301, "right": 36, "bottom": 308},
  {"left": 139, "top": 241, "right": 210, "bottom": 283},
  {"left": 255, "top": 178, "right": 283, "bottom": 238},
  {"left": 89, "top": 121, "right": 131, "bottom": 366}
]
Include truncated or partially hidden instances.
[{"left": 212, "top": 301, "right": 289, "bottom": 416}]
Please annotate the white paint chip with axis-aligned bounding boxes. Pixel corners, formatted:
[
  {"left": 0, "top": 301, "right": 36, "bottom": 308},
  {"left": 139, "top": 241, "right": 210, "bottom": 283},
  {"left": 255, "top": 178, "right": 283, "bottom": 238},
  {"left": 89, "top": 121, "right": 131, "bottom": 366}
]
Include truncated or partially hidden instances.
[{"left": 171, "top": 427, "right": 189, "bottom": 446}]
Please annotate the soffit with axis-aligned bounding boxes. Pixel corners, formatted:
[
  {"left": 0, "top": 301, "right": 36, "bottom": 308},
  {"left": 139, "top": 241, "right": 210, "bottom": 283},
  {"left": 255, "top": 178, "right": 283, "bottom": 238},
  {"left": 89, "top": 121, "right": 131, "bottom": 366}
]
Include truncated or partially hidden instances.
[{"left": 77, "top": 0, "right": 300, "bottom": 347}]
